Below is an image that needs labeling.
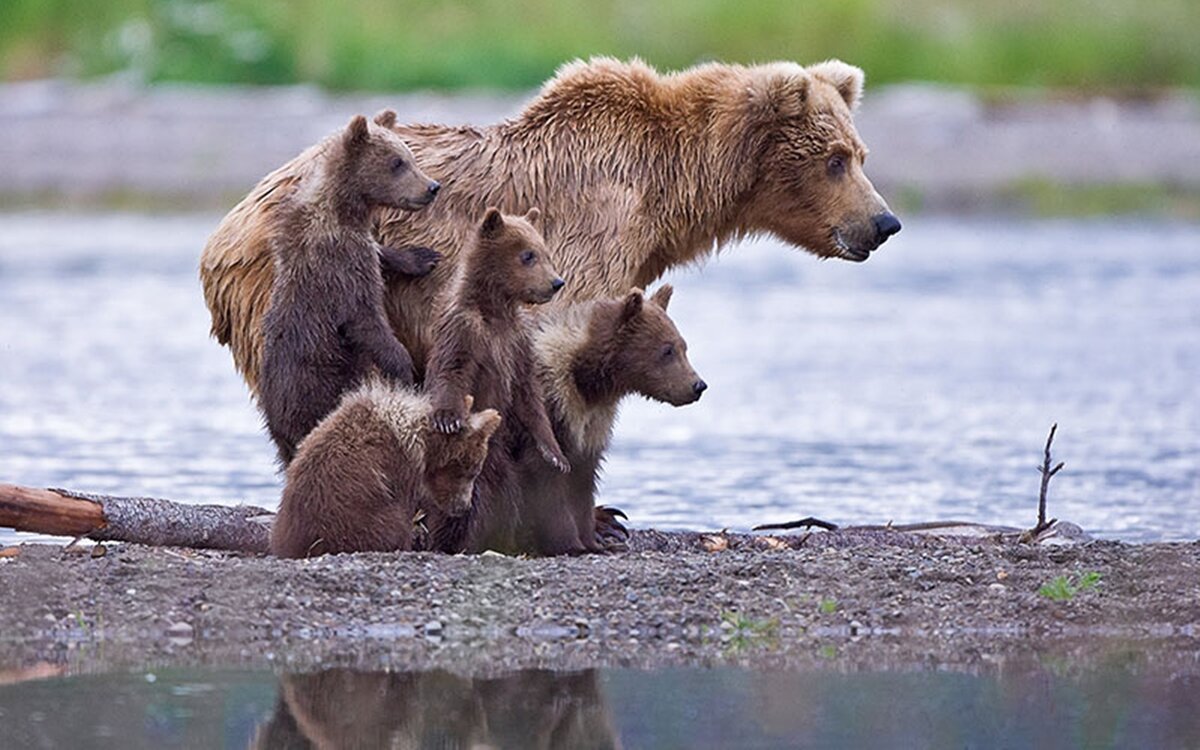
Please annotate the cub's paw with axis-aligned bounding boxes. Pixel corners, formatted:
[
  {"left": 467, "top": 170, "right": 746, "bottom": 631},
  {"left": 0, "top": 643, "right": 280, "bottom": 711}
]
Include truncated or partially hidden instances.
[
  {"left": 539, "top": 444, "right": 571, "bottom": 474},
  {"left": 432, "top": 409, "right": 464, "bottom": 434},
  {"left": 595, "top": 505, "right": 630, "bottom": 552},
  {"left": 380, "top": 245, "right": 443, "bottom": 277}
]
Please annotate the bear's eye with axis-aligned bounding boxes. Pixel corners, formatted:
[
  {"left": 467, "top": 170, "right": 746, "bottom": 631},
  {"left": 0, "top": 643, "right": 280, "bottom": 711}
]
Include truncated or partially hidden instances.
[
  {"left": 520, "top": 250, "right": 536, "bottom": 266},
  {"left": 826, "top": 154, "right": 846, "bottom": 177},
  {"left": 391, "top": 157, "right": 408, "bottom": 174},
  {"left": 660, "top": 343, "right": 675, "bottom": 360}
]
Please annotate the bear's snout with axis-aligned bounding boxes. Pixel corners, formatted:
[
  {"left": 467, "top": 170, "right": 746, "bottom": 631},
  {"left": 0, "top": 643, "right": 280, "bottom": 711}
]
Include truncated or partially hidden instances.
[
  {"left": 873, "top": 212, "right": 902, "bottom": 244},
  {"left": 692, "top": 379, "right": 707, "bottom": 398},
  {"left": 550, "top": 277, "right": 565, "bottom": 292}
]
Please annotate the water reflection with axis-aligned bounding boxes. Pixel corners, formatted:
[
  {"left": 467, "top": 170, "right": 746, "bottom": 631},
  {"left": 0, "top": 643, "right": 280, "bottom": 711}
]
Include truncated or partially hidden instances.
[
  {"left": 255, "top": 669, "right": 618, "bottom": 749},
  {"left": 1, "top": 657, "right": 1198, "bottom": 749}
]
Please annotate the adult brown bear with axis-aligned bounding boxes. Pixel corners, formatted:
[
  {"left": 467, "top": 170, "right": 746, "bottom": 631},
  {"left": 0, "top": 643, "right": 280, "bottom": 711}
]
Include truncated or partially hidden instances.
[{"left": 200, "top": 56, "right": 900, "bottom": 393}]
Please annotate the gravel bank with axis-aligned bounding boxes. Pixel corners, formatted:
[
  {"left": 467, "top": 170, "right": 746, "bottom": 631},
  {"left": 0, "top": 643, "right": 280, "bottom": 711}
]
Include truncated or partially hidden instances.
[{"left": 2, "top": 532, "right": 1197, "bottom": 675}]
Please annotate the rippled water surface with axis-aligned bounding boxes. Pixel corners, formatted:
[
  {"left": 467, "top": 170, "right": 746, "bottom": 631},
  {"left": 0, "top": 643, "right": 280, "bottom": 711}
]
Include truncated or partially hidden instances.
[
  {"left": 2, "top": 662, "right": 1198, "bottom": 749},
  {"left": 0, "top": 213, "right": 1196, "bottom": 543}
]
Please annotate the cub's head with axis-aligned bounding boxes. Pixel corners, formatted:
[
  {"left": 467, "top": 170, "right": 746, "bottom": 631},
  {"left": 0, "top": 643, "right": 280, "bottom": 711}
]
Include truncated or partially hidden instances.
[
  {"left": 743, "top": 60, "right": 900, "bottom": 262},
  {"left": 423, "top": 396, "right": 501, "bottom": 515},
  {"left": 475, "top": 207, "right": 565, "bottom": 305},
  {"left": 585, "top": 285, "right": 706, "bottom": 407},
  {"left": 340, "top": 111, "right": 441, "bottom": 212}
]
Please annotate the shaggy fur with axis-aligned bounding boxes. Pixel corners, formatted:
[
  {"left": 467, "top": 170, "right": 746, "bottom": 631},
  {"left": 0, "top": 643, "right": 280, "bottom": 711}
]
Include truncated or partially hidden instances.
[
  {"left": 200, "top": 57, "right": 899, "bottom": 394},
  {"left": 270, "top": 380, "right": 501, "bottom": 559},
  {"left": 423, "top": 208, "right": 570, "bottom": 554},
  {"left": 258, "top": 112, "right": 441, "bottom": 464},
  {"left": 512, "top": 285, "right": 706, "bottom": 555}
]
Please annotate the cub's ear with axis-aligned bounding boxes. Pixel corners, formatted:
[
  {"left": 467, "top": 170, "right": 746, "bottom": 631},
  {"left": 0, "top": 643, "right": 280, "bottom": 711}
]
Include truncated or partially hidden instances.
[
  {"left": 462, "top": 394, "right": 474, "bottom": 412},
  {"left": 523, "top": 207, "right": 541, "bottom": 225},
  {"left": 344, "top": 114, "right": 370, "bottom": 151},
  {"left": 468, "top": 408, "right": 502, "bottom": 441},
  {"left": 480, "top": 207, "right": 504, "bottom": 237},
  {"left": 807, "top": 59, "right": 864, "bottom": 110},
  {"left": 618, "top": 289, "right": 644, "bottom": 325},
  {"left": 650, "top": 283, "right": 673, "bottom": 311},
  {"left": 372, "top": 109, "right": 398, "bottom": 129}
]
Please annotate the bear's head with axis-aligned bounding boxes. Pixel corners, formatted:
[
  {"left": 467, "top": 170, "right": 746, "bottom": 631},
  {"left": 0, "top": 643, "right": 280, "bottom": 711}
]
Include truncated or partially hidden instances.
[
  {"left": 339, "top": 111, "right": 441, "bottom": 212},
  {"left": 475, "top": 207, "right": 565, "bottom": 305},
  {"left": 423, "top": 396, "right": 501, "bottom": 515},
  {"left": 743, "top": 60, "right": 900, "bottom": 262},
  {"left": 580, "top": 284, "right": 706, "bottom": 407}
]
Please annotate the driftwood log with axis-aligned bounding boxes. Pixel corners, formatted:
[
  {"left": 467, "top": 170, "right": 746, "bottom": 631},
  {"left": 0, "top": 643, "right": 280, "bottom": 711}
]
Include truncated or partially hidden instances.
[{"left": 0, "top": 483, "right": 272, "bottom": 553}]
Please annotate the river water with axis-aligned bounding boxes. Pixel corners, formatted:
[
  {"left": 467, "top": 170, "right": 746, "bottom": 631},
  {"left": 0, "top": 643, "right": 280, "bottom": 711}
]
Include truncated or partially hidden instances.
[{"left": 0, "top": 213, "right": 1196, "bottom": 544}]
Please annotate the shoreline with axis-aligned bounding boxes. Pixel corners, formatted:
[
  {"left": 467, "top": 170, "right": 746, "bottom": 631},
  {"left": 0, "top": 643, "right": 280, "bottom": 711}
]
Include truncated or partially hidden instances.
[
  {"left": 2, "top": 533, "right": 1197, "bottom": 675},
  {"left": 0, "top": 79, "right": 1198, "bottom": 216}
]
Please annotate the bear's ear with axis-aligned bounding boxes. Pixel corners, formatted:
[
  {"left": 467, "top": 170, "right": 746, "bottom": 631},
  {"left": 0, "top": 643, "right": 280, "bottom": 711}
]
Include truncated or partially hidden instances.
[
  {"left": 650, "top": 283, "right": 673, "bottom": 311},
  {"left": 344, "top": 115, "right": 370, "bottom": 152},
  {"left": 807, "top": 59, "right": 864, "bottom": 111},
  {"left": 750, "top": 65, "right": 811, "bottom": 120},
  {"left": 372, "top": 109, "right": 398, "bottom": 129},
  {"left": 467, "top": 408, "right": 502, "bottom": 442},
  {"left": 480, "top": 207, "right": 504, "bottom": 237},
  {"left": 618, "top": 289, "right": 644, "bottom": 326},
  {"left": 524, "top": 207, "right": 541, "bottom": 225}
]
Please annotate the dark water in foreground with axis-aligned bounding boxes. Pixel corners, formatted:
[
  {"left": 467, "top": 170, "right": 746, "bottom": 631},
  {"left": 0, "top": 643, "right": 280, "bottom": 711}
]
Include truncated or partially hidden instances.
[
  {"left": 1, "top": 661, "right": 1197, "bottom": 749},
  {"left": 0, "top": 213, "right": 1197, "bottom": 543}
]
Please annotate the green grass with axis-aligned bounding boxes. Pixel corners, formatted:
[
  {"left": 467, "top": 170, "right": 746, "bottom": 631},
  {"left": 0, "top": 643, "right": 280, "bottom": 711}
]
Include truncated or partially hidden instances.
[
  {"left": 1, "top": 0, "right": 1198, "bottom": 91},
  {"left": 1004, "top": 180, "right": 1200, "bottom": 219},
  {"left": 1038, "top": 571, "right": 1102, "bottom": 601}
]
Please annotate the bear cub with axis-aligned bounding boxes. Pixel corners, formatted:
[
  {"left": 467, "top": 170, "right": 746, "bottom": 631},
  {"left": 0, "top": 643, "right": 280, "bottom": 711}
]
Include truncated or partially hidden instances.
[
  {"left": 258, "top": 111, "right": 441, "bottom": 465},
  {"left": 515, "top": 284, "right": 707, "bottom": 555},
  {"left": 422, "top": 207, "right": 571, "bottom": 554},
  {"left": 270, "top": 381, "right": 501, "bottom": 558},
  {"left": 425, "top": 207, "right": 570, "bottom": 472}
]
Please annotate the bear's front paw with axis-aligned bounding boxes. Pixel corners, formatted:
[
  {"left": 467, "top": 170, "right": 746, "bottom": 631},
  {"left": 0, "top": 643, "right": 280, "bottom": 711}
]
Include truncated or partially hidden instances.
[
  {"left": 539, "top": 444, "right": 571, "bottom": 474},
  {"left": 432, "top": 409, "right": 464, "bottom": 434},
  {"left": 595, "top": 505, "right": 630, "bottom": 552},
  {"left": 379, "top": 245, "right": 443, "bottom": 278},
  {"left": 401, "top": 246, "right": 442, "bottom": 276}
]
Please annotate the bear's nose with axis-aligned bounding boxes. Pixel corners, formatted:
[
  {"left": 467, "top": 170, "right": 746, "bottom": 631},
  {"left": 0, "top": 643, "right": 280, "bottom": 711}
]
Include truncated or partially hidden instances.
[
  {"left": 693, "top": 379, "right": 708, "bottom": 396},
  {"left": 873, "top": 212, "right": 902, "bottom": 242},
  {"left": 550, "top": 278, "right": 565, "bottom": 291},
  {"left": 427, "top": 181, "right": 441, "bottom": 196}
]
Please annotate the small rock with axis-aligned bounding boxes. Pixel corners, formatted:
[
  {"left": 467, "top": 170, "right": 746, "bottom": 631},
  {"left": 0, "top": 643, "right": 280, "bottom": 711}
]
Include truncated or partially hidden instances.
[
  {"left": 988, "top": 583, "right": 1008, "bottom": 595},
  {"left": 423, "top": 620, "right": 443, "bottom": 634}
]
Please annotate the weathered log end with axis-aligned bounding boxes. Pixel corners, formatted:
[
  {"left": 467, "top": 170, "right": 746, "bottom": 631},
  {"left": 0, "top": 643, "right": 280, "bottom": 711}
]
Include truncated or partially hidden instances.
[
  {"left": 0, "top": 483, "right": 106, "bottom": 537},
  {"left": 0, "top": 483, "right": 274, "bottom": 554}
]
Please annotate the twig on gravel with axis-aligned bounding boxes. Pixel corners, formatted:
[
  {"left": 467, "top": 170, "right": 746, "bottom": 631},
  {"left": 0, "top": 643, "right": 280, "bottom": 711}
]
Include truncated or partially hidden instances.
[
  {"left": 752, "top": 517, "right": 840, "bottom": 532},
  {"left": 1023, "top": 423, "right": 1064, "bottom": 543}
]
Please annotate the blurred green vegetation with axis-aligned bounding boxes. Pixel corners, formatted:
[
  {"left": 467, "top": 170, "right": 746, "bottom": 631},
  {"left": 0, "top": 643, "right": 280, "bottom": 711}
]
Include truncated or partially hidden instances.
[{"left": 1, "top": 0, "right": 1197, "bottom": 90}]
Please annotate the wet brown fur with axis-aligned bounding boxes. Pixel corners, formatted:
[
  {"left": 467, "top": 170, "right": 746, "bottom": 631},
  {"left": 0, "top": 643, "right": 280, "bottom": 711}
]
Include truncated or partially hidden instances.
[
  {"left": 513, "top": 285, "right": 705, "bottom": 555},
  {"left": 200, "top": 57, "right": 893, "bottom": 394},
  {"left": 258, "top": 113, "right": 440, "bottom": 464},
  {"left": 269, "top": 380, "right": 500, "bottom": 559}
]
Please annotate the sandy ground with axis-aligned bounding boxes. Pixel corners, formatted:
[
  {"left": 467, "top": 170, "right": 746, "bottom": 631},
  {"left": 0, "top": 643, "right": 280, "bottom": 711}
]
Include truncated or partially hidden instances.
[
  {"left": 0, "top": 78, "right": 1197, "bottom": 209},
  {"left": 2, "top": 531, "right": 1197, "bottom": 675}
]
